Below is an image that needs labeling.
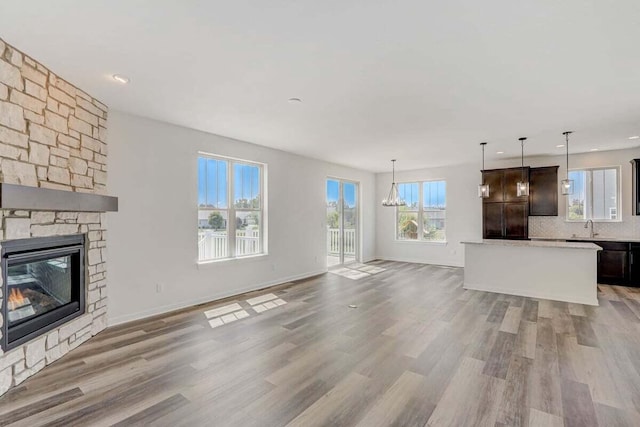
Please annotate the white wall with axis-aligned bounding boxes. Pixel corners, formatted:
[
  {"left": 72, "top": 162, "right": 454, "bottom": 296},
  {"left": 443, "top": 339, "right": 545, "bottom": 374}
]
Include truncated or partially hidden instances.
[
  {"left": 375, "top": 163, "right": 482, "bottom": 267},
  {"left": 106, "top": 111, "right": 375, "bottom": 325},
  {"left": 375, "top": 146, "right": 640, "bottom": 267}
]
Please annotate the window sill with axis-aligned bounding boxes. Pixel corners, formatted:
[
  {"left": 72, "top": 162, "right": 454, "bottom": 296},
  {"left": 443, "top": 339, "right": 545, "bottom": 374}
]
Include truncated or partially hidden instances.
[
  {"left": 395, "top": 239, "right": 448, "bottom": 245},
  {"left": 197, "top": 253, "right": 269, "bottom": 268}
]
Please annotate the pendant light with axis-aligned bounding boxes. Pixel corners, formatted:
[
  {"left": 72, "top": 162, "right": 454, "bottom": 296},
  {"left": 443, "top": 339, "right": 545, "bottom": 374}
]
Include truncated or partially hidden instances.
[
  {"left": 382, "top": 159, "right": 406, "bottom": 207},
  {"left": 561, "top": 131, "right": 574, "bottom": 195},
  {"left": 516, "top": 137, "right": 529, "bottom": 197},
  {"left": 478, "top": 142, "right": 490, "bottom": 198}
]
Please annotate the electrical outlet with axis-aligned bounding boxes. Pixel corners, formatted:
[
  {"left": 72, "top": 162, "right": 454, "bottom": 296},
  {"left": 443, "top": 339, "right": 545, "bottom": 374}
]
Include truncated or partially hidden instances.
[
  {"left": 156, "top": 283, "right": 163, "bottom": 293},
  {"left": 271, "top": 264, "right": 276, "bottom": 271}
]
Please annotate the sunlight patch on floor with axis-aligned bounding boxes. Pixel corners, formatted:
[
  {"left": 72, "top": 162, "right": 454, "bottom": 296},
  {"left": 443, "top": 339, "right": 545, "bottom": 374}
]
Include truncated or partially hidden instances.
[
  {"left": 329, "top": 263, "right": 387, "bottom": 280},
  {"left": 204, "top": 294, "right": 288, "bottom": 328}
]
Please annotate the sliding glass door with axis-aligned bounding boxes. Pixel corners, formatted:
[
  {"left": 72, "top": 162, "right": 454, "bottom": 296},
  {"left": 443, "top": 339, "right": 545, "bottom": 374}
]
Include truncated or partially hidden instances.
[{"left": 326, "top": 179, "right": 359, "bottom": 266}]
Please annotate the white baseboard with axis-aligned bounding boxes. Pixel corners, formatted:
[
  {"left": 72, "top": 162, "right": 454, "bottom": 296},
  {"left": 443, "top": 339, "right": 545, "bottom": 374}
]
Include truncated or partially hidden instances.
[
  {"left": 463, "top": 282, "right": 599, "bottom": 306},
  {"left": 107, "top": 268, "right": 327, "bottom": 326}
]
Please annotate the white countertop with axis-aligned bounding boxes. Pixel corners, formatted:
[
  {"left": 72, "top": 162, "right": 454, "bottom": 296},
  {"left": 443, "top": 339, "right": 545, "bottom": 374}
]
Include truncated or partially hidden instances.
[
  {"left": 462, "top": 239, "right": 602, "bottom": 250},
  {"left": 530, "top": 236, "right": 640, "bottom": 243}
]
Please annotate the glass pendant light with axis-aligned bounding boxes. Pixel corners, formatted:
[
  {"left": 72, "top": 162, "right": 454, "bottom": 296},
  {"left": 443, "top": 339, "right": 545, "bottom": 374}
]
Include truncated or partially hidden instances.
[
  {"left": 478, "top": 142, "right": 490, "bottom": 198},
  {"left": 516, "top": 137, "right": 530, "bottom": 197},
  {"left": 381, "top": 159, "right": 406, "bottom": 207},
  {"left": 561, "top": 131, "right": 574, "bottom": 195}
]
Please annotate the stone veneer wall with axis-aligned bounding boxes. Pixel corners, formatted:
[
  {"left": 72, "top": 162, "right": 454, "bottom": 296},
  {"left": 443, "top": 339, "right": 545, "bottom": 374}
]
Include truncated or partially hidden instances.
[
  {"left": 0, "top": 38, "right": 107, "bottom": 193},
  {"left": 0, "top": 38, "right": 109, "bottom": 395}
]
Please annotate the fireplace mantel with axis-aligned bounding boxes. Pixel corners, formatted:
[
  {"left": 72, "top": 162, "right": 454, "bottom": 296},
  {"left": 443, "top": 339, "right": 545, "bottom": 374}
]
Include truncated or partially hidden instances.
[{"left": 0, "top": 183, "right": 118, "bottom": 212}]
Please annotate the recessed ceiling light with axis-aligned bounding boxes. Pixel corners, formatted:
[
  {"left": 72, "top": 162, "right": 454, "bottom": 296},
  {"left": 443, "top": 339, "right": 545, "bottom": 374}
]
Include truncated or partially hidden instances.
[
  {"left": 288, "top": 97, "right": 302, "bottom": 104},
  {"left": 590, "top": 148, "right": 599, "bottom": 151},
  {"left": 629, "top": 136, "right": 640, "bottom": 140},
  {"left": 556, "top": 144, "right": 565, "bottom": 148},
  {"left": 112, "top": 74, "right": 130, "bottom": 84},
  {"left": 496, "top": 151, "right": 504, "bottom": 154}
]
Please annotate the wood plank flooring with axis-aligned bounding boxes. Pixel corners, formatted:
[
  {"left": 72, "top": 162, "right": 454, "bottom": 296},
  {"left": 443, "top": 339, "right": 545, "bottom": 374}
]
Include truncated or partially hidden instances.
[{"left": 1, "top": 261, "right": 640, "bottom": 426}]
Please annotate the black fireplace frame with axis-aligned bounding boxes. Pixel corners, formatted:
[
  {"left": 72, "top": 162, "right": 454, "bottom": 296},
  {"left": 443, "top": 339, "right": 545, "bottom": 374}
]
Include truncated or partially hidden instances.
[{"left": 2, "top": 234, "right": 86, "bottom": 351}]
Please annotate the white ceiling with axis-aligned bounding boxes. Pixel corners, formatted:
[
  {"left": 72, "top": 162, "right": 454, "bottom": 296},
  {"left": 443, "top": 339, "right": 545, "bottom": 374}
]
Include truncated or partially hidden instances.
[{"left": 1, "top": 0, "right": 639, "bottom": 172}]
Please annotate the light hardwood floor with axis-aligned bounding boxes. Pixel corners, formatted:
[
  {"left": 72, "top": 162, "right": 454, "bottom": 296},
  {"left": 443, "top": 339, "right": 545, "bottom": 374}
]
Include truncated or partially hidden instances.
[{"left": 1, "top": 261, "right": 640, "bottom": 426}]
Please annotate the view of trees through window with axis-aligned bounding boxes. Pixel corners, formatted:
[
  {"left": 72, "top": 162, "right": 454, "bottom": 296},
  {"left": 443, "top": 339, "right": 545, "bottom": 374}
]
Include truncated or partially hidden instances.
[
  {"left": 567, "top": 168, "right": 618, "bottom": 221},
  {"left": 397, "top": 181, "right": 446, "bottom": 241},
  {"left": 198, "top": 155, "right": 264, "bottom": 261}
]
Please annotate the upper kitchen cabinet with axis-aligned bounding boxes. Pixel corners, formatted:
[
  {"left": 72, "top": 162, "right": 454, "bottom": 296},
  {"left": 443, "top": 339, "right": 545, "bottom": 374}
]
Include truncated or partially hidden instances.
[
  {"left": 504, "top": 167, "right": 530, "bottom": 202},
  {"left": 482, "top": 167, "right": 530, "bottom": 203},
  {"left": 632, "top": 159, "right": 640, "bottom": 216},
  {"left": 482, "top": 169, "right": 505, "bottom": 203},
  {"left": 529, "top": 166, "right": 559, "bottom": 216}
]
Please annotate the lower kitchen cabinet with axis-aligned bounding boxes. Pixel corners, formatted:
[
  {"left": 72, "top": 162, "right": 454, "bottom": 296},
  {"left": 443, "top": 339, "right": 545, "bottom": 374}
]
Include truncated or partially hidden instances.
[
  {"left": 598, "top": 249, "right": 629, "bottom": 285},
  {"left": 596, "top": 241, "right": 630, "bottom": 285},
  {"left": 570, "top": 240, "right": 636, "bottom": 286},
  {"left": 630, "top": 244, "right": 640, "bottom": 286}
]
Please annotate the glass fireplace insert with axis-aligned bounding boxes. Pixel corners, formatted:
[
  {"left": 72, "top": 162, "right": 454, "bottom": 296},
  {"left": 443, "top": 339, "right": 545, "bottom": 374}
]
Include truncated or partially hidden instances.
[{"left": 2, "top": 234, "right": 85, "bottom": 351}]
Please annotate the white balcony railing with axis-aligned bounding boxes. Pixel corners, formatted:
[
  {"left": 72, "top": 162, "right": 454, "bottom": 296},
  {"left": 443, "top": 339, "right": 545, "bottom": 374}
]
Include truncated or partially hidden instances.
[
  {"left": 198, "top": 229, "right": 260, "bottom": 260},
  {"left": 327, "top": 228, "right": 356, "bottom": 256},
  {"left": 199, "top": 228, "right": 355, "bottom": 260}
]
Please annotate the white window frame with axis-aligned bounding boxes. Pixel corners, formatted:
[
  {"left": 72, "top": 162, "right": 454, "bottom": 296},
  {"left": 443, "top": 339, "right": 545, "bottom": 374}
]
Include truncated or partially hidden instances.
[
  {"left": 395, "top": 180, "right": 447, "bottom": 243},
  {"left": 198, "top": 152, "right": 266, "bottom": 262},
  {"left": 566, "top": 166, "right": 621, "bottom": 223}
]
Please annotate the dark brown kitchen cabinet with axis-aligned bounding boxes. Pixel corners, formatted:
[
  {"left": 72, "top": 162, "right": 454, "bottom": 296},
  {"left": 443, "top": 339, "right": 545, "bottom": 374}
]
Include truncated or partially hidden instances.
[
  {"left": 629, "top": 244, "right": 640, "bottom": 286},
  {"left": 483, "top": 203, "right": 504, "bottom": 238},
  {"left": 594, "top": 241, "right": 629, "bottom": 285},
  {"left": 598, "top": 250, "right": 629, "bottom": 285},
  {"left": 481, "top": 167, "right": 530, "bottom": 203},
  {"left": 482, "top": 170, "right": 505, "bottom": 203},
  {"left": 482, "top": 167, "right": 529, "bottom": 239},
  {"left": 504, "top": 203, "right": 528, "bottom": 238},
  {"left": 482, "top": 202, "right": 528, "bottom": 239},
  {"left": 632, "top": 159, "right": 640, "bottom": 216},
  {"left": 569, "top": 240, "right": 638, "bottom": 286},
  {"left": 504, "top": 168, "right": 530, "bottom": 202},
  {"left": 529, "top": 166, "right": 558, "bottom": 216}
]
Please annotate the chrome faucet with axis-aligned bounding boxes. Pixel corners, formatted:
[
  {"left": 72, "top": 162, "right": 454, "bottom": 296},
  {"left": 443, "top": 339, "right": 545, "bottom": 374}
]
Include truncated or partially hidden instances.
[{"left": 584, "top": 220, "right": 598, "bottom": 238}]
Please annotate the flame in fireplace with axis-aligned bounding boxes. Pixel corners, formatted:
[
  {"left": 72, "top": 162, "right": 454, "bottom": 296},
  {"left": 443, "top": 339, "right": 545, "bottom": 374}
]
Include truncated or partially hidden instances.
[{"left": 8, "top": 288, "right": 26, "bottom": 311}]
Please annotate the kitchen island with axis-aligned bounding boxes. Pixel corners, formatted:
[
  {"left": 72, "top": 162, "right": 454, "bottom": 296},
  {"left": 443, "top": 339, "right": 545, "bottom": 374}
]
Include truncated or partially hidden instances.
[{"left": 462, "top": 239, "right": 602, "bottom": 305}]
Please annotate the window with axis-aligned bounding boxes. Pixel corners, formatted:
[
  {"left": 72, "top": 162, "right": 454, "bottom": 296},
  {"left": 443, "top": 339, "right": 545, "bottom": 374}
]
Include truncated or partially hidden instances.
[
  {"left": 567, "top": 167, "right": 620, "bottom": 221},
  {"left": 397, "top": 180, "right": 446, "bottom": 242},
  {"left": 198, "top": 154, "right": 265, "bottom": 261}
]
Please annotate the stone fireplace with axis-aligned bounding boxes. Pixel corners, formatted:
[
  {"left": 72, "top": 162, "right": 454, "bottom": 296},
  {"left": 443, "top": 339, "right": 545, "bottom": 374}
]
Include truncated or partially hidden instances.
[{"left": 0, "top": 38, "right": 116, "bottom": 395}]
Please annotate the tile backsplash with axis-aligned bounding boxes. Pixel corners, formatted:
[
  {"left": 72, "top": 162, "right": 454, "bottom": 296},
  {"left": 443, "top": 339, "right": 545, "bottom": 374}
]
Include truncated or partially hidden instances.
[{"left": 529, "top": 216, "right": 640, "bottom": 239}]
